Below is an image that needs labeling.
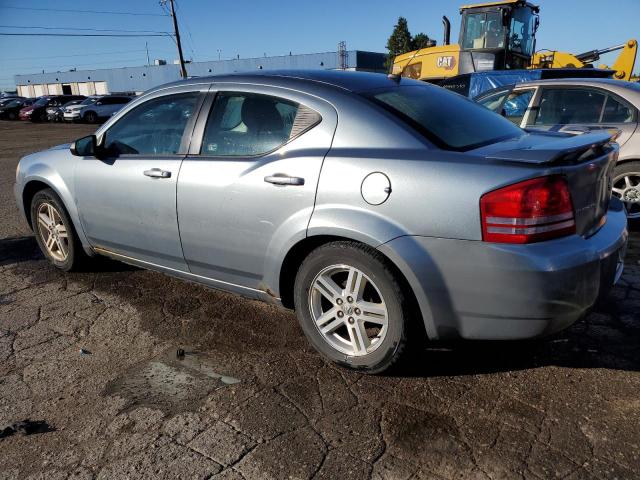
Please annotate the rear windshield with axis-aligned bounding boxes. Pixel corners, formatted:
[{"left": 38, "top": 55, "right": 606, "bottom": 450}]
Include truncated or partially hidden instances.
[{"left": 363, "top": 85, "right": 524, "bottom": 151}]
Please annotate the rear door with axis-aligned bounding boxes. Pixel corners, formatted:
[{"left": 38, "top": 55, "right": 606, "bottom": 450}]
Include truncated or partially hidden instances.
[{"left": 177, "top": 85, "right": 337, "bottom": 293}]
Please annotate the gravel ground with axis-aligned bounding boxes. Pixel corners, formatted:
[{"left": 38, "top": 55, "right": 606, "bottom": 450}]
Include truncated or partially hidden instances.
[{"left": 1, "top": 121, "right": 639, "bottom": 480}]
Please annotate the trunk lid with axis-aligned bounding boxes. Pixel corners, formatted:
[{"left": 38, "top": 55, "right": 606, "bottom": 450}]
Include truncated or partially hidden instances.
[{"left": 473, "top": 131, "right": 619, "bottom": 237}]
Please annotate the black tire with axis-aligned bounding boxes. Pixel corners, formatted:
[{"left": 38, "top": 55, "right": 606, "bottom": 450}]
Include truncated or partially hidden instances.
[
  {"left": 7, "top": 111, "right": 17, "bottom": 121},
  {"left": 612, "top": 161, "right": 640, "bottom": 224},
  {"left": 294, "top": 241, "right": 414, "bottom": 374},
  {"left": 83, "top": 111, "right": 98, "bottom": 124},
  {"left": 31, "top": 111, "right": 46, "bottom": 123},
  {"left": 30, "top": 188, "right": 89, "bottom": 272}
]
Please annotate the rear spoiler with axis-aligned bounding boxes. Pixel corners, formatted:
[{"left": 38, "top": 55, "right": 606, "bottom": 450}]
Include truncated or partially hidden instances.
[{"left": 486, "top": 131, "right": 615, "bottom": 165}]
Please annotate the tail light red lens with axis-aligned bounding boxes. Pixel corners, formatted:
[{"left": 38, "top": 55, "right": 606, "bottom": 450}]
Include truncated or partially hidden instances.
[{"left": 480, "top": 175, "right": 576, "bottom": 244}]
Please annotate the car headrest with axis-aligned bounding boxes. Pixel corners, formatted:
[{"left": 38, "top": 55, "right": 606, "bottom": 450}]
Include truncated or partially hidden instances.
[{"left": 241, "top": 97, "right": 283, "bottom": 132}]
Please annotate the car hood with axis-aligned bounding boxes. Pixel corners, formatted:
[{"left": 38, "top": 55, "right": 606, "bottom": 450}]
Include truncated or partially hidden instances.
[
  {"left": 471, "top": 131, "right": 614, "bottom": 164},
  {"left": 50, "top": 143, "right": 71, "bottom": 151}
]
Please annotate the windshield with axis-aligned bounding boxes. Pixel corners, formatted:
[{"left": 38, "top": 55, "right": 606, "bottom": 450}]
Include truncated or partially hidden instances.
[
  {"left": 4, "top": 99, "right": 23, "bottom": 108},
  {"left": 80, "top": 97, "right": 98, "bottom": 106},
  {"left": 32, "top": 97, "right": 49, "bottom": 107},
  {"left": 509, "top": 7, "right": 536, "bottom": 55},
  {"left": 364, "top": 85, "right": 524, "bottom": 151},
  {"left": 461, "top": 11, "right": 505, "bottom": 49}
]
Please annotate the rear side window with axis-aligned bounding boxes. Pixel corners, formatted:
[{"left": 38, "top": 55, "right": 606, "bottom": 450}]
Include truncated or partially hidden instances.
[
  {"left": 533, "top": 88, "right": 605, "bottom": 125},
  {"left": 602, "top": 95, "right": 635, "bottom": 123},
  {"left": 200, "top": 92, "right": 320, "bottom": 156},
  {"left": 365, "top": 85, "right": 523, "bottom": 151}
]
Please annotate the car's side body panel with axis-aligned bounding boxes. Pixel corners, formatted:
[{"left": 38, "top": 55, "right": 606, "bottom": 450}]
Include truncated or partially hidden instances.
[{"left": 14, "top": 145, "right": 93, "bottom": 254}]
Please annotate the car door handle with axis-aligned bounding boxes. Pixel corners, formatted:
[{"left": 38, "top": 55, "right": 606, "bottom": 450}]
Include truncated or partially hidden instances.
[
  {"left": 264, "top": 174, "right": 305, "bottom": 186},
  {"left": 144, "top": 168, "right": 171, "bottom": 178}
]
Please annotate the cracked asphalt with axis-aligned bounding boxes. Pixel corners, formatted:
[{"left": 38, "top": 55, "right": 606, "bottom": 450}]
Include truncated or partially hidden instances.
[{"left": 1, "top": 121, "right": 639, "bottom": 479}]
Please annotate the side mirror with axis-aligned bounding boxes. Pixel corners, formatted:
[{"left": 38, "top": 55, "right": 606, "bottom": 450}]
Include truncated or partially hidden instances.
[{"left": 70, "top": 134, "right": 105, "bottom": 158}]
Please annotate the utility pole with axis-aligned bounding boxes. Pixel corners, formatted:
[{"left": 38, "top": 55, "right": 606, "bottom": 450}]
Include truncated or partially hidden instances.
[
  {"left": 167, "top": 0, "right": 187, "bottom": 78},
  {"left": 145, "top": 42, "right": 150, "bottom": 66}
]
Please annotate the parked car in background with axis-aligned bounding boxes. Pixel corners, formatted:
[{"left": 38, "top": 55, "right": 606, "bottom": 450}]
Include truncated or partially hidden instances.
[
  {"left": 0, "top": 96, "right": 24, "bottom": 108},
  {"left": 18, "top": 98, "right": 42, "bottom": 121},
  {"left": 26, "top": 95, "right": 86, "bottom": 122},
  {"left": 14, "top": 71, "right": 627, "bottom": 373},
  {"left": 48, "top": 98, "right": 85, "bottom": 122},
  {"left": 0, "top": 98, "right": 33, "bottom": 120},
  {"left": 475, "top": 79, "right": 640, "bottom": 218},
  {"left": 63, "top": 95, "right": 131, "bottom": 123}
]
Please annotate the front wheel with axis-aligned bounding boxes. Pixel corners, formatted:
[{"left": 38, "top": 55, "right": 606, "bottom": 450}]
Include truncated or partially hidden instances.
[
  {"left": 294, "top": 241, "right": 414, "bottom": 374},
  {"left": 612, "top": 161, "right": 640, "bottom": 220},
  {"left": 31, "top": 189, "right": 89, "bottom": 271},
  {"left": 83, "top": 111, "right": 98, "bottom": 124}
]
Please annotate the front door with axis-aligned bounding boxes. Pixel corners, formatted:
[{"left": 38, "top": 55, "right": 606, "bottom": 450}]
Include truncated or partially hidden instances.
[
  {"left": 177, "top": 86, "right": 337, "bottom": 293},
  {"left": 75, "top": 89, "right": 204, "bottom": 271}
]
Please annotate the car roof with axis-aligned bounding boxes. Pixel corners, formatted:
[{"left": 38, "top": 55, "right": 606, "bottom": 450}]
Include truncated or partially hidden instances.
[
  {"left": 149, "top": 69, "right": 424, "bottom": 95},
  {"left": 512, "top": 78, "right": 640, "bottom": 93}
]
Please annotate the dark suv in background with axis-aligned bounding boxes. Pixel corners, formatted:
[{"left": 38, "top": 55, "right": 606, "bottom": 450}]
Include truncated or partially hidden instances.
[
  {"left": 25, "top": 95, "right": 86, "bottom": 122},
  {"left": 0, "top": 97, "right": 33, "bottom": 120}
]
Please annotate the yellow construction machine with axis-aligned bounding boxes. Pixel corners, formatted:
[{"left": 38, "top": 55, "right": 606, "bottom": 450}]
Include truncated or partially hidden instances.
[{"left": 392, "top": 0, "right": 637, "bottom": 82}]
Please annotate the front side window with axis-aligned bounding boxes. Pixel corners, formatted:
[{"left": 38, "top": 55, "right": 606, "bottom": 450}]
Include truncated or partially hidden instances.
[
  {"left": 366, "top": 85, "right": 523, "bottom": 151},
  {"left": 104, "top": 92, "right": 200, "bottom": 155},
  {"left": 501, "top": 89, "right": 534, "bottom": 125},
  {"left": 533, "top": 88, "right": 606, "bottom": 126},
  {"left": 462, "top": 12, "right": 504, "bottom": 49},
  {"left": 200, "top": 92, "right": 320, "bottom": 156}
]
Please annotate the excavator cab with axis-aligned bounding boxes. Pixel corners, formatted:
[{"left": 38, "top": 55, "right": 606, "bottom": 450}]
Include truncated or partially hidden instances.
[{"left": 458, "top": 0, "right": 539, "bottom": 73}]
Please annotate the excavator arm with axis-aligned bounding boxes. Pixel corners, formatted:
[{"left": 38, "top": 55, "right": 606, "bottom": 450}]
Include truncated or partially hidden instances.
[
  {"left": 609, "top": 40, "right": 637, "bottom": 81},
  {"left": 531, "top": 40, "right": 637, "bottom": 81}
]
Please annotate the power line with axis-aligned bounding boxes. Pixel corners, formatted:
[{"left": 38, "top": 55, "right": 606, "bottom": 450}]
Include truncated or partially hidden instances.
[
  {"left": 1, "top": 49, "right": 176, "bottom": 63},
  {"left": 0, "top": 33, "right": 169, "bottom": 38},
  {"left": 1, "top": 49, "right": 150, "bottom": 62},
  {"left": 1, "top": 6, "right": 168, "bottom": 16},
  {"left": 0, "top": 25, "right": 170, "bottom": 34}
]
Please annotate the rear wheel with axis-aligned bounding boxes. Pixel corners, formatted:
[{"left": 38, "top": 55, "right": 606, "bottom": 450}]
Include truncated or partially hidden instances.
[
  {"left": 83, "top": 111, "right": 98, "bottom": 124},
  {"left": 7, "top": 111, "right": 17, "bottom": 120},
  {"left": 294, "top": 241, "right": 413, "bottom": 374},
  {"left": 30, "top": 189, "right": 89, "bottom": 271},
  {"left": 612, "top": 161, "right": 640, "bottom": 220}
]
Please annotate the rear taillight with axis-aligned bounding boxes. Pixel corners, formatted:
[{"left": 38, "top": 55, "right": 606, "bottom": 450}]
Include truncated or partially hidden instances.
[{"left": 480, "top": 175, "right": 575, "bottom": 244}]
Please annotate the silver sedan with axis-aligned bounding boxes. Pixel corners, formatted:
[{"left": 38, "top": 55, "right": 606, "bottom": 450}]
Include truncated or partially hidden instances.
[{"left": 14, "top": 71, "right": 628, "bottom": 373}]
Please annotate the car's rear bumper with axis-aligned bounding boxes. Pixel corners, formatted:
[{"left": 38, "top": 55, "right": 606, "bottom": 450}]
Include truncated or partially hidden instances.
[{"left": 378, "top": 197, "right": 628, "bottom": 340}]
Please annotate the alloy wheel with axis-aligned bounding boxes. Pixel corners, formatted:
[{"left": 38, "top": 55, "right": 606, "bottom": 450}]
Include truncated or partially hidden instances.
[
  {"left": 612, "top": 172, "right": 640, "bottom": 219},
  {"left": 36, "top": 202, "right": 69, "bottom": 262},
  {"left": 309, "top": 264, "right": 388, "bottom": 356}
]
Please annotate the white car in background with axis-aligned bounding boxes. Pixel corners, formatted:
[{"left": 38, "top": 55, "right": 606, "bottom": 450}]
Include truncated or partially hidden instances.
[{"left": 63, "top": 95, "right": 131, "bottom": 123}]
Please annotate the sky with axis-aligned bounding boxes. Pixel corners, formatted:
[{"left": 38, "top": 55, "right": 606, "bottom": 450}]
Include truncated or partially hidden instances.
[{"left": 1, "top": 0, "right": 639, "bottom": 90}]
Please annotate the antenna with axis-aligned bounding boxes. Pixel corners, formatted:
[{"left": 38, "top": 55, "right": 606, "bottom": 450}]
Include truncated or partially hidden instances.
[{"left": 338, "top": 41, "right": 349, "bottom": 70}]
